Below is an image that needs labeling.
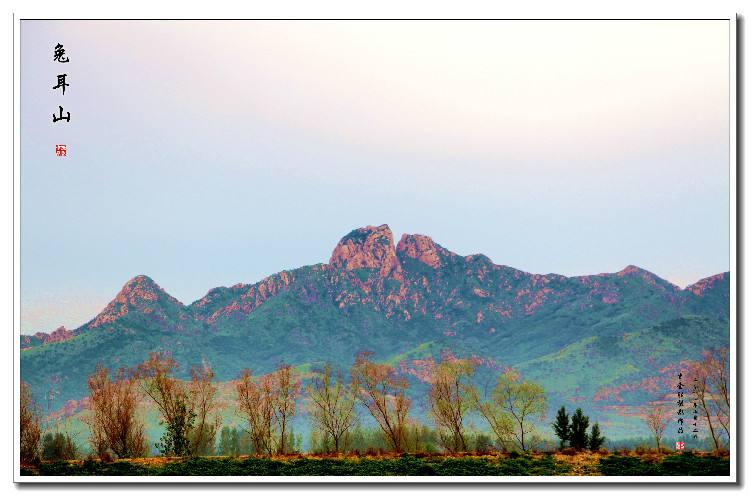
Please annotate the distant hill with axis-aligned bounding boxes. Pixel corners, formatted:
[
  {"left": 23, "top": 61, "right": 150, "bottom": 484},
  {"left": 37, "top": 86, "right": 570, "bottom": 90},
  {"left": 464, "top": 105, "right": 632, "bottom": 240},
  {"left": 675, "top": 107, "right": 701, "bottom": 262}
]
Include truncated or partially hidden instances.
[{"left": 20, "top": 224, "right": 729, "bottom": 438}]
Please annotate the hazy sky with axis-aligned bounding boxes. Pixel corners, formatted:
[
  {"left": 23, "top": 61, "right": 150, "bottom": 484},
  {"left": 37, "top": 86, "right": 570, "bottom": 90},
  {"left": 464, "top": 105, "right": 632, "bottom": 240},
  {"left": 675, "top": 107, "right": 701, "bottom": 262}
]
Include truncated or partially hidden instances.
[{"left": 21, "top": 20, "right": 730, "bottom": 333}]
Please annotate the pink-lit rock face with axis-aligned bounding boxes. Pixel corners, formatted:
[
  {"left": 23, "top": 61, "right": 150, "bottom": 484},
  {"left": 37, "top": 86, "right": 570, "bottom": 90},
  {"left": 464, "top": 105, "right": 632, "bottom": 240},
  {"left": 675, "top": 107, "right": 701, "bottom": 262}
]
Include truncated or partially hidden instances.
[
  {"left": 615, "top": 265, "right": 679, "bottom": 291},
  {"left": 46, "top": 325, "right": 74, "bottom": 343},
  {"left": 617, "top": 265, "right": 646, "bottom": 277},
  {"left": 20, "top": 326, "right": 75, "bottom": 349},
  {"left": 329, "top": 224, "right": 402, "bottom": 278},
  {"left": 686, "top": 272, "right": 726, "bottom": 296},
  {"left": 473, "top": 287, "right": 490, "bottom": 298},
  {"left": 90, "top": 275, "right": 183, "bottom": 328},
  {"left": 396, "top": 233, "right": 454, "bottom": 269},
  {"left": 593, "top": 374, "right": 665, "bottom": 403},
  {"left": 201, "top": 271, "right": 294, "bottom": 324}
]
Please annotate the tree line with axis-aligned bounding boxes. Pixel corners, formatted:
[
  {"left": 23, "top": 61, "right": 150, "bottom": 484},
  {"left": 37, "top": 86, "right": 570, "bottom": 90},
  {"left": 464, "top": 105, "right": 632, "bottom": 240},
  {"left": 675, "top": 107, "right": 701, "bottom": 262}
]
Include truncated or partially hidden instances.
[
  {"left": 19, "top": 347, "right": 729, "bottom": 464},
  {"left": 21, "top": 351, "right": 550, "bottom": 462}
]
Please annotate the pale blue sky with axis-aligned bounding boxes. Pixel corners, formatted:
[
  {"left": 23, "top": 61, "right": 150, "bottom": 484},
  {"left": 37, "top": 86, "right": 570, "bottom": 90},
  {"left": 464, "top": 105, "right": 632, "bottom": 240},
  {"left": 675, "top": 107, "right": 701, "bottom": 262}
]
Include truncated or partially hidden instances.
[{"left": 21, "top": 20, "right": 730, "bottom": 333}]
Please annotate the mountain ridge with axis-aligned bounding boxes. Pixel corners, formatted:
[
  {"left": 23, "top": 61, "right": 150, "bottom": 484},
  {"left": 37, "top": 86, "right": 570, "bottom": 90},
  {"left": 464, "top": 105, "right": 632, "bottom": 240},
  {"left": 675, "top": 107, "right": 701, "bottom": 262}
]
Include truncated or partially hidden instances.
[{"left": 22, "top": 224, "right": 728, "bottom": 340}]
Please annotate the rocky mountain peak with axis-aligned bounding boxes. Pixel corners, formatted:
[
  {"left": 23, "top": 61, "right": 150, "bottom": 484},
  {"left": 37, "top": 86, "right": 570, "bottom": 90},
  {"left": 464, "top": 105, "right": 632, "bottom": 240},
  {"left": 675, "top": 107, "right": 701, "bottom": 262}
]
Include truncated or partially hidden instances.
[
  {"left": 396, "top": 233, "right": 455, "bottom": 269},
  {"left": 329, "top": 225, "right": 402, "bottom": 278},
  {"left": 615, "top": 265, "right": 679, "bottom": 291},
  {"left": 89, "top": 275, "right": 183, "bottom": 328},
  {"left": 117, "top": 275, "right": 174, "bottom": 302},
  {"left": 617, "top": 265, "right": 648, "bottom": 276}
]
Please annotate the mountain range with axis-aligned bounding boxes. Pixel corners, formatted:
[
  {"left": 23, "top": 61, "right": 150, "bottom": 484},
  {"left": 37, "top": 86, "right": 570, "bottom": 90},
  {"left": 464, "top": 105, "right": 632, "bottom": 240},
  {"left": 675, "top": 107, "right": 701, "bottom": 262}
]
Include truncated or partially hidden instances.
[{"left": 20, "top": 224, "right": 729, "bottom": 437}]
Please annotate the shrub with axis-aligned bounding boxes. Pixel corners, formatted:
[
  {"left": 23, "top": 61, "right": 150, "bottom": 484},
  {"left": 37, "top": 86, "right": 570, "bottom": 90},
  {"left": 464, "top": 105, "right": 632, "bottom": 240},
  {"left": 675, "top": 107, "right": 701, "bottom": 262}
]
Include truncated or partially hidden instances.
[
  {"left": 20, "top": 382, "right": 42, "bottom": 465},
  {"left": 634, "top": 444, "right": 652, "bottom": 455},
  {"left": 155, "top": 396, "right": 196, "bottom": 457},
  {"left": 41, "top": 432, "right": 78, "bottom": 461},
  {"left": 599, "top": 453, "right": 729, "bottom": 476},
  {"left": 659, "top": 453, "right": 729, "bottom": 476},
  {"left": 599, "top": 455, "right": 661, "bottom": 476}
]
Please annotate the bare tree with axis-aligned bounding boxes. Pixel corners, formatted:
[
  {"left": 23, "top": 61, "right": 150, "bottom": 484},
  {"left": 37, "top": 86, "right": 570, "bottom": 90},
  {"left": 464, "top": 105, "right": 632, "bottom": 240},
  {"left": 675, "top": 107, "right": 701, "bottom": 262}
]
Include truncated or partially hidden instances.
[
  {"left": 705, "top": 348, "right": 730, "bottom": 441},
  {"left": 136, "top": 354, "right": 183, "bottom": 430},
  {"left": 136, "top": 353, "right": 192, "bottom": 456},
  {"left": 20, "top": 381, "right": 42, "bottom": 465},
  {"left": 350, "top": 352, "right": 411, "bottom": 453},
  {"left": 271, "top": 364, "right": 300, "bottom": 454},
  {"left": 187, "top": 363, "right": 222, "bottom": 455},
  {"left": 688, "top": 360, "right": 721, "bottom": 453},
  {"left": 643, "top": 400, "right": 669, "bottom": 453},
  {"left": 235, "top": 370, "right": 275, "bottom": 455},
  {"left": 307, "top": 363, "right": 358, "bottom": 453},
  {"left": 86, "top": 364, "right": 148, "bottom": 459},
  {"left": 428, "top": 358, "right": 475, "bottom": 453},
  {"left": 475, "top": 369, "right": 546, "bottom": 452},
  {"left": 135, "top": 353, "right": 222, "bottom": 456}
]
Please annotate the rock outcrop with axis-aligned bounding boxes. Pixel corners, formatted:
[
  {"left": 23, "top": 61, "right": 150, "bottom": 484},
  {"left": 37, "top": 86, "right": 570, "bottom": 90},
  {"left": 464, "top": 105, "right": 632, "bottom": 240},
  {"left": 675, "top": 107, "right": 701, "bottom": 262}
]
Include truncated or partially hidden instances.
[
  {"left": 396, "top": 234, "right": 456, "bottom": 269},
  {"left": 329, "top": 224, "right": 402, "bottom": 278}
]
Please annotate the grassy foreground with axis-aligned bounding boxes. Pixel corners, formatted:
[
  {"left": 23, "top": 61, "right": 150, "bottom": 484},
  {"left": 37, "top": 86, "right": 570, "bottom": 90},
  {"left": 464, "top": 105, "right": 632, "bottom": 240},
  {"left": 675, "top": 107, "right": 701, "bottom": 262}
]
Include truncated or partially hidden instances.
[{"left": 22, "top": 452, "right": 729, "bottom": 477}]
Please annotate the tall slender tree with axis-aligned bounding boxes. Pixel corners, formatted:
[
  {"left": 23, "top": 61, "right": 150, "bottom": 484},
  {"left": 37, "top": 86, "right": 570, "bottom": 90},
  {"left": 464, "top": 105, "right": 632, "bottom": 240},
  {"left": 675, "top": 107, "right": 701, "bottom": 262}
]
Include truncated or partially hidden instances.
[
  {"left": 475, "top": 369, "right": 546, "bottom": 452},
  {"left": 350, "top": 352, "right": 411, "bottom": 453},
  {"left": 689, "top": 360, "right": 721, "bottom": 453},
  {"left": 187, "top": 363, "right": 222, "bottom": 456},
  {"left": 588, "top": 422, "right": 605, "bottom": 451},
  {"left": 569, "top": 408, "right": 589, "bottom": 450},
  {"left": 270, "top": 364, "right": 300, "bottom": 455},
  {"left": 428, "top": 358, "right": 475, "bottom": 453},
  {"left": 643, "top": 401, "right": 668, "bottom": 453},
  {"left": 307, "top": 363, "right": 358, "bottom": 453},
  {"left": 705, "top": 348, "right": 730, "bottom": 441},
  {"left": 235, "top": 370, "right": 275, "bottom": 455},
  {"left": 552, "top": 406, "right": 571, "bottom": 450}
]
